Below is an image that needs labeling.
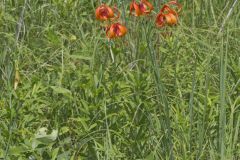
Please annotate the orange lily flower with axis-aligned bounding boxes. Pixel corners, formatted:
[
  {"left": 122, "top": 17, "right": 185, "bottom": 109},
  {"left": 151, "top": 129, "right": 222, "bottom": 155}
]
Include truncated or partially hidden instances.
[
  {"left": 155, "top": 1, "right": 182, "bottom": 27},
  {"left": 106, "top": 23, "right": 127, "bottom": 39},
  {"left": 130, "top": 0, "right": 154, "bottom": 16},
  {"left": 96, "top": 4, "right": 120, "bottom": 21}
]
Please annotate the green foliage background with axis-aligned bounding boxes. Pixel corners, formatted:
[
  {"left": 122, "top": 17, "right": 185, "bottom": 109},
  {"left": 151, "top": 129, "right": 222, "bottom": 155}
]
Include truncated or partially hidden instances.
[{"left": 0, "top": 0, "right": 239, "bottom": 159}]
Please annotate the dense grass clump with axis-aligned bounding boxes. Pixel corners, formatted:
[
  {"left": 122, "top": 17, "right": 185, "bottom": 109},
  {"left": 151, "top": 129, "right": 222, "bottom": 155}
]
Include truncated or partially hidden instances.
[{"left": 0, "top": 0, "right": 239, "bottom": 159}]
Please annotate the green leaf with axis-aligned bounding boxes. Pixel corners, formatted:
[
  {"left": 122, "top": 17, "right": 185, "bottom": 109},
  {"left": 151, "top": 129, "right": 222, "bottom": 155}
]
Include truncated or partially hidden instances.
[
  {"left": 33, "top": 128, "right": 58, "bottom": 146},
  {"left": 60, "top": 126, "right": 69, "bottom": 135},
  {"left": 51, "top": 86, "right": 72, "bottom": 98},
  {"left": 69, "top": 54, "right": 92, "bottom": 61},
  {"left": 145, "top": 152, "right": 155, "bottom": 160},
  {"left": 9, "top": 146, "right": 27, "bottom": 156},
  {"left": 0, "top": 149, "right": 4, "bottom": 158},
  {"left": 51, "top": 147, "right": 60, "bottom": 160}
]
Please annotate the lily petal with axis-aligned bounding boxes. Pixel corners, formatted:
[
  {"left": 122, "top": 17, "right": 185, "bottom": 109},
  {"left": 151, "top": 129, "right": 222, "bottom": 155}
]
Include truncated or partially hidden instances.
[
  {"left": 141, "top": 0, "right": 154, "bottom": 13},
  {"left": 134, "top": 2, "right": 142, "bottom": 16},
  {"left": 118, "top": 24, "right": 127, "bottom": 37},
  {"left": 156, "top": 13, "right": 165, "bottom": 27},
  {"left": 165, "top": 13, "right": 177, "bottom": 25},
  {"left": 167, "top": 1, "right": 182, "bottom": 13}
]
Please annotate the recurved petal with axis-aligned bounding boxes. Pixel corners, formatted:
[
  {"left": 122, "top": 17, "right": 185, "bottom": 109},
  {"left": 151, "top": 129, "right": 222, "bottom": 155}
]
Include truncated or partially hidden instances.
[
  {"left": 106, "top": 5, "right": 114, "bottom": 18},
  {"left": 156, "top": 13, "right": 165, "bottom": 27},
  {"left": 160, "top": 5, "right": 171, "bottom": 13},
  {"left": 167, "top": 1, "right": 182, "bottom": 13},
  {"left": 118, "top": 24, "right": 127, "bottom": 37},
  {"left": 106, "top": 25, "right": 116, "bottom": 39},
  {"left": 139, "top": 3, "right": 147, "bottom": 13},
  {"left": 133, "top": 2, "right": 142, "bottom": 16},
  {"left": 130, "top": 2, "right": 134, "bottom": 13},
  {"left": 165, "top": 13, "right": 177, "bottom": 25},
  {"left": 142, "top": 0, "right": 153, "bottom": 10},
  {"left": 95, "top": 7, "right": 102, "bottom": 20}
]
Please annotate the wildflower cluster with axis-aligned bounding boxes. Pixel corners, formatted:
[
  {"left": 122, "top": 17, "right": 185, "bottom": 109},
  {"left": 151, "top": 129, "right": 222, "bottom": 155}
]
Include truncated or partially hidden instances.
[
  {"left": 95, "top": 0, "right": 182, "bottom": 39},
  {"left": 95, "top": 4, "right": 127, "bottom": 39}
]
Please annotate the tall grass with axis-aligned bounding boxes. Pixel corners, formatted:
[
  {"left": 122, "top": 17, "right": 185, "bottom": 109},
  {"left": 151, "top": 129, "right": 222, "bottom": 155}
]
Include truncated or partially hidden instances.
[{"left": 0, "top": 0, "right": 239, "bottom": 159}]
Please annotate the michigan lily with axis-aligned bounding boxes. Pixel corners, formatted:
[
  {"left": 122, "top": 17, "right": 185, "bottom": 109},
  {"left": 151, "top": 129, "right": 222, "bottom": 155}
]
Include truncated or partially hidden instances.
[
  {"left": 155, "top": 1, "right": 182, "bottom": 27},
  {"left": 130, "top": 0, "right": 154, "bottom": 16},
  {"left": 95, "top": 4, "right": 120, "bottom": 21},
  {"left": 106, "top": 23, "right": 127, "bottom": 39}
]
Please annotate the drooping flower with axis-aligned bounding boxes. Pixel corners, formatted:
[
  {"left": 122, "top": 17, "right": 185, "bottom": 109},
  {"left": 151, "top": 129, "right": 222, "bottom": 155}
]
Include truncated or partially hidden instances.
[
  {"left": 130, "top": 0, "right": 154, "bottom": 16},
  {"left": 95, "top": 4, "right": 120, "bottom": 21},
  {"left": 106, "top": 23, "right": 127, "bottom": 39},
  {"left": 155, "top": 1, "right": 182, "bottom": 27}
]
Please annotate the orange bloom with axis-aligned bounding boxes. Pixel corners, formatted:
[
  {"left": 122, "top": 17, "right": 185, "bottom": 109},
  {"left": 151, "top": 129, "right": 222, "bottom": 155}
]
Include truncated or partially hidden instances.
[
  {"left": 130, "top": 0, "right": 154, "bottom": 16},
  {"left": 96, "top": 4, "right": 120, "bottom": 21},
  {"left": 155, "top": 1, "right": 182, "bottom": 27},
  {"left": 106, "top": 23, "right": 127, "bottom": 39}
]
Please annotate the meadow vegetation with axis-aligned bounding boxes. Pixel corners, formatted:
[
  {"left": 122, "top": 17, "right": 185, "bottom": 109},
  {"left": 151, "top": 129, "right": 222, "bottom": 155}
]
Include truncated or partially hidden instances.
[{"left": 0, "top": 0, "right": 240, "bottom": 159}]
